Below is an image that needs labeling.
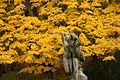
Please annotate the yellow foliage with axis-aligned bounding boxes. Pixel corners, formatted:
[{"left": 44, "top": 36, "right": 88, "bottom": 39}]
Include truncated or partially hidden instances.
[
  {"left": 80, "top": 33, "right": 91, "bottom": 45},
  {"left": 30, "top": 0, "right": 39, "bottom": 3},
  {"left": 43, "top": 67, "right": 51, "bottom": 72},
  {"left": 0, "top": 0, "right": 120, "bottom": 74},
  {"left": 0, "top": 19, "right": 4, "bottom": 26},
  {"left": 103, "top": 56, "right": 115, "bottom": 61},
  {"left": 79, "top": 1, "right": 90, "bottom": 9},
  {"left": 14, "top": 0, "right": 24, "bottom": 5},
  {"left": 0, "top": 9, "right": 6, "bottom": 13},
  {"left": 0, "top": 3, "right": 7, "bottom": 8},
  {"left": 0, "top": 54, "right": 14, "bottom": 64},
  {"left": 25, "top": 55, "right": 33, "bottom": 63}
]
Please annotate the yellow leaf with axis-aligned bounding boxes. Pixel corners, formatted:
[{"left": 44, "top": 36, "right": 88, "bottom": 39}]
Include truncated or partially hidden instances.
[
  {"left": 80, "top": 33, "right": 91, "bottom": 45},
  {"left": 103, "top": 56, "right": 115, "bottom": 61}
]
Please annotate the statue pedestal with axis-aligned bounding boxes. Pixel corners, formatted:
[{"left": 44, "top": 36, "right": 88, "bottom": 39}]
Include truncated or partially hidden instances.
[
  {"left": 70, "top": 69, "right": 88, "bottom": 80},
  {"left": 75, "top": 69, "right": 88, "bottom": 80}
]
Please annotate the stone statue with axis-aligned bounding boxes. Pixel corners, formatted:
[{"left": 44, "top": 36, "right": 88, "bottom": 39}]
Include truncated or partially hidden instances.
[{"left": 61, "top": 32, "right": 88, "bottom": 80}]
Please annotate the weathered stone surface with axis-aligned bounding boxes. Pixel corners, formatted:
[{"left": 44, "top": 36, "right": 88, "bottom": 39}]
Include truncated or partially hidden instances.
[{"left": 61, "top": 32, "right": 88, "bottom": 80}]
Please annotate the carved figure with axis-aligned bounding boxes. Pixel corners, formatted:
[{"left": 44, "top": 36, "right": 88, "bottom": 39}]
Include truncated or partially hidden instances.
[{"left": 61, "top": 32, "right": 88, "bottom": 80}]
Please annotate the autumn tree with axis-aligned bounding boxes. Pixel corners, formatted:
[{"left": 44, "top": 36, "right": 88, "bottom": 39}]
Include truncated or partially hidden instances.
[{"left": 0, "top": 0, "right": 120, "bottom": 79}]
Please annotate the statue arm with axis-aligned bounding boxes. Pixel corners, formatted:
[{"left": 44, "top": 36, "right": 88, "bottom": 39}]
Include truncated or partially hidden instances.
[
  {"left": 75, "top": 37, "right": 82, "bottom": 47},
  {"left": 74, "top": 34, "right": 83, "bottom": 46},
  {"left": 78, "top": 50, "right": 85, "bottom": 62},
  {"left": 61, "top": 32, "right": 65, "bottom": 44},
  {"left": 61, "top": 33, "right": 71, "bottom": 73}
]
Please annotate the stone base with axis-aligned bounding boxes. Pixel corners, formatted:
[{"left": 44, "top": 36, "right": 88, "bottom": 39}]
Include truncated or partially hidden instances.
[
  {"left": 69, "top": 69, "right": 88, "bottom": 80},
  {"left": 75, "top": 69, "right": 88, "bottom": 80}
]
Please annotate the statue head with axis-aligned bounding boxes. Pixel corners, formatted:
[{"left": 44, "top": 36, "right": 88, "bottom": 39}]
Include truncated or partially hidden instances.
[
  {"left": 70, "top": 32, "right": 78, "bottom": 41},
  {"left": 65, "top": 34, "right": 70, "bottom": 41}
]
